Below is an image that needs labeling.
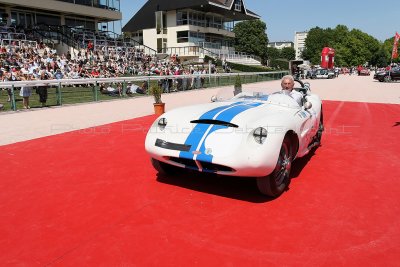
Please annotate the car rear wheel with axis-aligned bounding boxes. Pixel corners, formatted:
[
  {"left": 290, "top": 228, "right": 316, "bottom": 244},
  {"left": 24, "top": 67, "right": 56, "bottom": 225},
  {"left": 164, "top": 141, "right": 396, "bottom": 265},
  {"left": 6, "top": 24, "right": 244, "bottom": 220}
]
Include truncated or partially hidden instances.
[
  {"left": 151, "top": 158, "right": 176, "bottom": 175},
  {"left": 384, "top": 75, "right": 391, "bottom": 82},
  {"left": 257, "top": 136, "right": 293, "bottom": 197}
]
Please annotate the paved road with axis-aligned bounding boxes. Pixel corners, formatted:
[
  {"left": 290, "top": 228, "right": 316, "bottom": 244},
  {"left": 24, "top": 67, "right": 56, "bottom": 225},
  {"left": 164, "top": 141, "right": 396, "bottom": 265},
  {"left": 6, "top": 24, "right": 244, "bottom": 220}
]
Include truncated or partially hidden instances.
[{"left": 0, "top": 73, "right": 399, "bottom": 146}]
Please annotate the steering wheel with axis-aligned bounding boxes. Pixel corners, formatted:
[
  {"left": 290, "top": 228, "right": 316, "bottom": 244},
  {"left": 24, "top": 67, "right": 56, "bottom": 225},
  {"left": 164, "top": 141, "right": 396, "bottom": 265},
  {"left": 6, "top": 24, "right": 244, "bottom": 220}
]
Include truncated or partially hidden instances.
[
  {"left": 294, "top": 78, "right": 304, "bottom": 87},
  {"left": 293, "top": 78, "right": 308, "bottom": 95}
]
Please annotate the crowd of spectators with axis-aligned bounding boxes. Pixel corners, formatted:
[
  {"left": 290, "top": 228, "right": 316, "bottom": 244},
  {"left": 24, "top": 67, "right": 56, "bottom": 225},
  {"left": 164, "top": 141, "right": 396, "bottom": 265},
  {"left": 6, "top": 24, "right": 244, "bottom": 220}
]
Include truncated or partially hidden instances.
[{"left": 0, "top": 26, "right": 219, "bottom": 109}]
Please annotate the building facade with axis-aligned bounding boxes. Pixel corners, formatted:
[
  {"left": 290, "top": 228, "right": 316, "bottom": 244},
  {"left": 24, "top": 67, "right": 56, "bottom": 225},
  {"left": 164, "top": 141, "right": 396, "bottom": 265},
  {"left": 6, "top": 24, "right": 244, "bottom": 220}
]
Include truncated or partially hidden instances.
[
  {"left": 294, "top": 31, "right": 308, "bottom": 60},
  {"left": 0, "top": 0, "right": 122, "bottom": 33},
  {"left": 268, "top": 41, "right": 294, "bottom": 50},
  {"left": 123, "top": 0, "right": 260, "bottom": 56}
]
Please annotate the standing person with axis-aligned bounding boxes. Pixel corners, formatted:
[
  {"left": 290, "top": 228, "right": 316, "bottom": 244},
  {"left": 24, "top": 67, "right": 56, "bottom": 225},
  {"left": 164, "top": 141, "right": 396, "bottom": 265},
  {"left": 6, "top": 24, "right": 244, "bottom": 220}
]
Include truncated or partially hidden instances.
[
  {"left": 36, "top": 70, "right": 50, "bottom": 107},
  {"left": 4, "top": 66, "right": 20, "bottom": 102},
  {"left": 280, "top": 75, "right": 303, "bottom": 106},
  {"left": 20, "top": 74, "right": 34, "bottom": 109}
]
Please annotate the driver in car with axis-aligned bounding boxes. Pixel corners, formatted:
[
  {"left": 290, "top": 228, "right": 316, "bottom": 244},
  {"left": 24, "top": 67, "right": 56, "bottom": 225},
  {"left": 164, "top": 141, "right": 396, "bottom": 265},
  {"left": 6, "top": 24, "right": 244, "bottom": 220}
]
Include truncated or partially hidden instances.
[{"left": 280, "top": 75, "right": 303, "bottom": 106}]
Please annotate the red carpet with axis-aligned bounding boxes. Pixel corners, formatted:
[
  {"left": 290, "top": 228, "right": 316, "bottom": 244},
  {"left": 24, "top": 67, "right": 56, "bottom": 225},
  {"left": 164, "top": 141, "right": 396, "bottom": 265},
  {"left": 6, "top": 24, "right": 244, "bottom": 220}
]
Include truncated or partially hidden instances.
[{"left": 1, "top": 101, "right": 400, "bottom": 266}]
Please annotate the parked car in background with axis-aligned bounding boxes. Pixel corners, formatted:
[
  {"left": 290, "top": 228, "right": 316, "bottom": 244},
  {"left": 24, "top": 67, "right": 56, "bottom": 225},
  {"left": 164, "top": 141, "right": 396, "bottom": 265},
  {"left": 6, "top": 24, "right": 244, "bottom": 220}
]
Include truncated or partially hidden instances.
[
  {"left": 310, "top": 68, "right": 335, "bottom": 79},
  {"left": 359, "top": 68, "right": 370, "bottom": 76},
  {"left": 373, "top": 67, "right": 400, "bottom": 82},
  {"left": 305, "top": 69, "right": 316, "bottom": 79}
]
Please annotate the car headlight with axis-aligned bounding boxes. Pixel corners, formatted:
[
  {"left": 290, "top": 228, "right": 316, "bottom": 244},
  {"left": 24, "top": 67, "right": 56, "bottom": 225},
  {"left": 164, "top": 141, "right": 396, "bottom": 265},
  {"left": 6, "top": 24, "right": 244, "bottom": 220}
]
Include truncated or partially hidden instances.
[
  {"left": 253, "top": 127, "right": 267, "bottom": 144},
  {"left": 158, "top": 118, "right": 168, "bottom": 130}
]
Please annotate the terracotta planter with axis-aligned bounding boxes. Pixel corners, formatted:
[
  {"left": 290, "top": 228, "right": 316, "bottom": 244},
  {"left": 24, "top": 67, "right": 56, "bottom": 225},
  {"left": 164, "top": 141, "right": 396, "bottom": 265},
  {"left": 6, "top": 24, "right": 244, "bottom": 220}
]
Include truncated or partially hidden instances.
[{"left": 153, "top": 103, "right": 165, "bottom": 115}]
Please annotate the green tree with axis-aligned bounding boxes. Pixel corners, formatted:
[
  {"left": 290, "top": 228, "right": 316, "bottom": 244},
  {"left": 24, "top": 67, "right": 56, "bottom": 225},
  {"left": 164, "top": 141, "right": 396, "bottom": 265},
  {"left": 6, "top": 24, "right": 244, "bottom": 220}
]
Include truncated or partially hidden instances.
[
  {"left": 302, "top": 27, "right": 334, "bottom": 64},
  {"left": 233, "top": 19, "right": 269, "bottom": 63},
  {"left": 303, "top": 25, "right": 383, "bottom": 67},
  {"left": 370, "top": 47, "right": 389, "bottom": 67},
  {"left": 280, "top": 47, "right": 295, "bottom": 60},
  {"left": 383, "top": 36, "right": 399, "bottom": 64},
  {"left": 266, "top": 46, "right": 280, "bottom": 60}
]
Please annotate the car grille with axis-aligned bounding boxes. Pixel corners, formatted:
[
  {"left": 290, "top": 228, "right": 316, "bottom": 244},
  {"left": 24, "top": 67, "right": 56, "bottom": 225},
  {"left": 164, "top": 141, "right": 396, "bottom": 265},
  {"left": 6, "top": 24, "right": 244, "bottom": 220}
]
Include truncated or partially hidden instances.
[
  {"left": 155, "top": 139, "right": 191, "bottom": 152},
  {"left": 168, "top": 157, "right": 235, "bottom": 173}
]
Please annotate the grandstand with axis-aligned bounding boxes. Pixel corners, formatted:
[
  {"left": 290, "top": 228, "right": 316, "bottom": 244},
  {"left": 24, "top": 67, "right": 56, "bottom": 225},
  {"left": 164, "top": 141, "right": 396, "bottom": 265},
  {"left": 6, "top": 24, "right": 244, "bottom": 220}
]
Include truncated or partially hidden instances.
[
  {"left": 0, "top": 0, "right": 161, "bottom": 58},
  {"left": 123, "top": 0, "right": 262, "bottom": 66},
  {"left": 0, "top": 0, "right": 268, "bottom": 113},
  {"left": 0, "top": 1, "right": 264, "bottom": 76}
]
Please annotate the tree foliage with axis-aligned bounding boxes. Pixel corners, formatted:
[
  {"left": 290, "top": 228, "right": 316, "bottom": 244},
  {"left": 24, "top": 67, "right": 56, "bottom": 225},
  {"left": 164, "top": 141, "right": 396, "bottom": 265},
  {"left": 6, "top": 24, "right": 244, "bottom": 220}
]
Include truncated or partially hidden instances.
[
  {"left": 233, "top": 20, "right": 398, "bottom": 67},
  {"left": 302, "top": 25, "right": 390, "bottom": 67},
  {"left": 233, "top": 20, "right": 269, "bottom": 63},
  {"left": 280, "top": 47, "right": 296, "bottom": 61}
]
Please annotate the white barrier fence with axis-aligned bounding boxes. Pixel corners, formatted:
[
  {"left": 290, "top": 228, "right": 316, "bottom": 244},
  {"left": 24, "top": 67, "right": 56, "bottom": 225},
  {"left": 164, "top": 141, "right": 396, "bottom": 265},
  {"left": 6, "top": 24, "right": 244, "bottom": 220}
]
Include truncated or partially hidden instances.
[{"left": 0, "top": 71, "right": 288, "bottom": 111}]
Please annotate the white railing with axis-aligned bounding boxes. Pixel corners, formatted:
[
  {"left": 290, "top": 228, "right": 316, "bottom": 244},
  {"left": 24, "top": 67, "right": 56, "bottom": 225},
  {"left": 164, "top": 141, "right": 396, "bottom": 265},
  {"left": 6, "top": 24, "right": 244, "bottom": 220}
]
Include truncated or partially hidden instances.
[
  {"left": 0, "top": 39, "right": 37, "bottom": 48},
  {"left": 0, "top": 71, "right": 287, "bottom": 89}
]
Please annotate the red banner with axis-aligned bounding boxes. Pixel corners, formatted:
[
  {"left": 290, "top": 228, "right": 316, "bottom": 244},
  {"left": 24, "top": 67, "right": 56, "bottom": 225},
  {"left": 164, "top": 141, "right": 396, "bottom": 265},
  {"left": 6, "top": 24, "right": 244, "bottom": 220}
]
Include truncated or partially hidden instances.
[{"left": 392, "top": 32, "right": 400, "bottom": 59}]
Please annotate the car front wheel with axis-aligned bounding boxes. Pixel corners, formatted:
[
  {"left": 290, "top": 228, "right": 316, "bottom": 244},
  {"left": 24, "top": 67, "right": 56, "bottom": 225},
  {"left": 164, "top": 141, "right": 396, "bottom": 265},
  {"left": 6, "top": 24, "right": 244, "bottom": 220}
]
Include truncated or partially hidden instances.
[{"left": 257, "top": 136, "right": 293, "bottom": 197}]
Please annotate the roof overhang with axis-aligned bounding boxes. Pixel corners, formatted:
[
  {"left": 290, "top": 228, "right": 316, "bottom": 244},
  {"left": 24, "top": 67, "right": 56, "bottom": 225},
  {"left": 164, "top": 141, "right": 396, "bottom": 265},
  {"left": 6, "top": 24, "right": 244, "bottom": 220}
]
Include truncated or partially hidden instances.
[{"left": 123, "top": 0, "right": 260, "bottom": 32}]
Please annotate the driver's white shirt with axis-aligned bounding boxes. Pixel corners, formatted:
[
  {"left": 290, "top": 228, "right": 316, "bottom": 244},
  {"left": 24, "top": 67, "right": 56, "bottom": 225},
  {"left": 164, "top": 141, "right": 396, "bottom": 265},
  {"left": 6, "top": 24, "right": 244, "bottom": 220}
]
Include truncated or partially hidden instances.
[{"left": 281, "top": 89, "right": 303, "bottom": 106}]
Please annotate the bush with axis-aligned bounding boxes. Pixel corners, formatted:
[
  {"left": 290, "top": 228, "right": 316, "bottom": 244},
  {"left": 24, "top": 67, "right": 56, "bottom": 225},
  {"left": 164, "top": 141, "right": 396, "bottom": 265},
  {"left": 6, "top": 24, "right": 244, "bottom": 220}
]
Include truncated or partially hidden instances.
[
  {"left": 226, "top": 62, "right": 272, "bottom": 72},
  {"left": 234, "top": 75, "right": 242, "bottom": 95},
  {"left": 269, "top": 59, "right": 289, "bottom": 70},
  {"left": 149, "top": 85, "right": 163, "bottom": 103}
]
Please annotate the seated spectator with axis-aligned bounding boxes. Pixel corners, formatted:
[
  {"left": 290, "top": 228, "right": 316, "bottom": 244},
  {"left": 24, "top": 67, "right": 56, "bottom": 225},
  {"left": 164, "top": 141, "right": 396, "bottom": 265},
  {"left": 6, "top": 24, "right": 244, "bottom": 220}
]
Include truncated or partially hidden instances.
[
  {"left": 54, "top": 69, "right": 63, "bottom": 79},
  {"left": 126, "top": 82, "right": 140, "bottom": 94},
  {"left": 100, "top": 83, "right": 121, "bottom": 96}
]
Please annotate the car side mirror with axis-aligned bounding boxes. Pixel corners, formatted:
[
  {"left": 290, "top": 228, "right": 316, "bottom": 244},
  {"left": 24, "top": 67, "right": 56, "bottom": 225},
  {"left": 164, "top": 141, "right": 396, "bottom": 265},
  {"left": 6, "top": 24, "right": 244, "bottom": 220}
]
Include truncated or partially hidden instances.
[
  {"left": 211, "top": 95, "right": 217, "bottom": 102},
  {"left": 304, "top": 101, "right": 312, "bottom": 110}
]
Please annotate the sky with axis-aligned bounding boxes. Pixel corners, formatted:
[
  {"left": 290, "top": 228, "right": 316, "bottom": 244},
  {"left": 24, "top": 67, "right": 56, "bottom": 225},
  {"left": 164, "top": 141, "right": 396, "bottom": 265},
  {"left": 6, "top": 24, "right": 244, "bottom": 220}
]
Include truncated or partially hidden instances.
[{"left": 120, "top": 0, "right": 399, "bottom": 42}]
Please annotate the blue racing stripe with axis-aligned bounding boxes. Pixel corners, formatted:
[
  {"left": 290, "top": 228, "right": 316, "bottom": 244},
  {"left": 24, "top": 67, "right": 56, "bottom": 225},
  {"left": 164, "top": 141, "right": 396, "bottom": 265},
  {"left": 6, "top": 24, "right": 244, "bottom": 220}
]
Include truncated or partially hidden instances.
[
  {"left": 179, "top": 101, "right": 263, "bottom": 164},
  {"left": 178, "top": 102, "right": 239, "bottom": 160},
  {"left": 199, "top": 101, "right": 246, "bottom": 120},
  {"left": 196, "top": 102, "right": 263, "bottom": 163}
]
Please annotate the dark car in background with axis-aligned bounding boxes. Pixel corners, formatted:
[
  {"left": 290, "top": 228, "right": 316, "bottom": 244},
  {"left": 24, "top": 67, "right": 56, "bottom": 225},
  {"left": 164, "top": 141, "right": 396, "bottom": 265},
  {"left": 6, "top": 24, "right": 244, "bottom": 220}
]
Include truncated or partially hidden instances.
[{"left": 373, "top": 67, "right": 400, "bottom": 82}]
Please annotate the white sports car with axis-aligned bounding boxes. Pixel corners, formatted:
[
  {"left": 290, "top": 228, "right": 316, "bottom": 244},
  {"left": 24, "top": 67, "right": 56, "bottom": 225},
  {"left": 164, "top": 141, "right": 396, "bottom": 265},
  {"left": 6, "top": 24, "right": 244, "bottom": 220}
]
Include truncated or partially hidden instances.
[{"left": 145, "top": 80, "right": 324, "bottom": 197}]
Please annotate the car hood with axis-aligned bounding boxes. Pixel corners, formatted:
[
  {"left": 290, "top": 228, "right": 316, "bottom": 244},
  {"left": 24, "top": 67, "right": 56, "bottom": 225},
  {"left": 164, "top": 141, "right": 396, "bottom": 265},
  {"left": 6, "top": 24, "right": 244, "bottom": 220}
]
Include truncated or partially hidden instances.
[{"left": 160, "top": 96, "right": 300, "bottom": 130}]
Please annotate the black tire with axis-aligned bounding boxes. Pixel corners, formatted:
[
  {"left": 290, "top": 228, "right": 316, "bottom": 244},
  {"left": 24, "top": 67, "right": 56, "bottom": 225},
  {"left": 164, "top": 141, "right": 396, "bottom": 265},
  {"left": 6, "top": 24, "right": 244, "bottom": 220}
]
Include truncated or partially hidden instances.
[
  {"left": 151, "top": 158, "right": 176, "bottom": 175},
  {"left": 257, "top": 136, "right": 293, "bottom": 197},
  {"left": 315, "top": 110, "right": 324, "bottom": 144}
]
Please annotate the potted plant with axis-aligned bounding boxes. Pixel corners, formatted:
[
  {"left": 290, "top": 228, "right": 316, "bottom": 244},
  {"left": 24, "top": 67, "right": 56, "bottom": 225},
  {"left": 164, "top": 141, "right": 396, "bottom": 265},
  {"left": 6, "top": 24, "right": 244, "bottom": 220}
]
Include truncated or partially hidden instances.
[
  {"left": 234, "top": 74, "right": 242, "bottom": 96},
  {"left": 149, "top": 84, "right": 165, "bottom": 115}
]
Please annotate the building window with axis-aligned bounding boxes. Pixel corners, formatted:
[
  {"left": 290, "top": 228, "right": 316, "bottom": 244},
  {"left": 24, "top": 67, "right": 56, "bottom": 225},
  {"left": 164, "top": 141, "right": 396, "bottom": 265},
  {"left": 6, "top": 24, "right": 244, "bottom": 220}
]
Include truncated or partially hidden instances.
[
  {"left": 0, "top": 10, "right": 6, "bottom": 26},
  {"left": 234, "top": 0, "right": 241, "bottom": 11},
  {"left": 155, "top": 11, "right": 166, "bottom": 34},
  {"left": 189, "top": 31, "right": 205, "bottom": 44},
  {"left": 188, "top": 12, "right": 205, "bottom": 27},
  {"left": 36, "top": 14, "right": 61, "bottom": 26},
  {"left": 177, "top": 31, "right": 205, "bottom": 44},
  {"left": 176, "top": 11, "right": 188, "bottom": 25},
  {"left": 65, "top": 17, "right": 95, "bottom": 30},
  {"left": 177, "top": 11, "right": 231, "bottom": 32},
  {"left": 177, "top": 31, "right": 189, "bottom": 43}
]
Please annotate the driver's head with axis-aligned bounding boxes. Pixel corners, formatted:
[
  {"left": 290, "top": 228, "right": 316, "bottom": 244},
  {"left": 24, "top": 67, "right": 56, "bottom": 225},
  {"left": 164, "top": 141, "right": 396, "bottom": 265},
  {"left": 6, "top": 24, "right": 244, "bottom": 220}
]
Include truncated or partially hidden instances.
[{"left": 281, "top": 75, "right": 295, "bottom": 91}]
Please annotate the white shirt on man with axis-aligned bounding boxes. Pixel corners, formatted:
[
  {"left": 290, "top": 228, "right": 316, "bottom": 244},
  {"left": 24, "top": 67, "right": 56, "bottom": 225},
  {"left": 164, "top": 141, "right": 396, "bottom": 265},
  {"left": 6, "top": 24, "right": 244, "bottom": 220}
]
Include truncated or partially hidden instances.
[{"left": 281, "top": 89, "right": 303, "bottom": 106}]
